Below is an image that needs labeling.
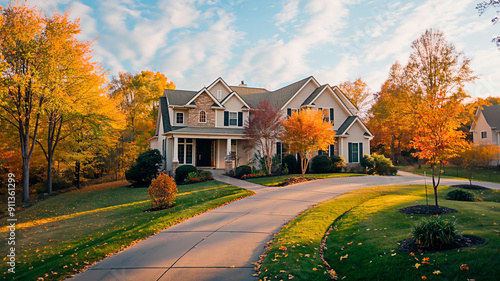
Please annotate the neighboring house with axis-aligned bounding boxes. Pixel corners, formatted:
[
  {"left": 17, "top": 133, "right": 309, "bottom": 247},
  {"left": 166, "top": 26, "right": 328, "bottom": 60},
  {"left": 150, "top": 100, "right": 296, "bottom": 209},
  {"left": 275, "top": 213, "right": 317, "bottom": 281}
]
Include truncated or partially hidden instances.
[
  {"left": 470, "top": 104, "right": 500, "bottom": 166},
  {"left": 149, "top": 76, "right": 374, "bottom": 174}
]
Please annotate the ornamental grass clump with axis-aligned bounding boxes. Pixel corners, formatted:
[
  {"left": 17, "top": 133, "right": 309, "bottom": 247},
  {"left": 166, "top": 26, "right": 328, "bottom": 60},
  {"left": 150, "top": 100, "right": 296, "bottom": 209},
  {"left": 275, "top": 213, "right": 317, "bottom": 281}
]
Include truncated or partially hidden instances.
[
  {"left": 148, "top": 172, "right": 177, "bottom": 209},
  {"left": 446, "top": 189, "right": 475, "bottom": 201},
  {"left": 412, "top": 216, "right": 459, "bottom": 250}
]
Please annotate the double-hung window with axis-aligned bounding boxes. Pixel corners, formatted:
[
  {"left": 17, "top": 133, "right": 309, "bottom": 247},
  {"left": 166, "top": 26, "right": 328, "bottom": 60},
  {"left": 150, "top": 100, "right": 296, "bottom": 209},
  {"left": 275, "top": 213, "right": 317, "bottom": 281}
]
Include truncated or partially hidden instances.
[
  {"left": 229, "top": 112, "right": 237, "bottom": 126},
  {"left": 481, "top": 131, "right": 487, "bottom": 139},
  {"left": 348, "top": 142, "right": 364, "bottom": 163},
  {"left": 176, "top": 112, "right": 184, "bottom": 124}
]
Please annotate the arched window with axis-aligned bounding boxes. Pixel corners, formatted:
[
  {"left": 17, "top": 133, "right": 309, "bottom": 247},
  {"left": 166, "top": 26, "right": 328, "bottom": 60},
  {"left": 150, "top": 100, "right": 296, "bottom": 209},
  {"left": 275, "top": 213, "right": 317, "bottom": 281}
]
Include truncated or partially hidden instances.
[{"left": 199, "top": 111, "right": 206, "bottom": 123}]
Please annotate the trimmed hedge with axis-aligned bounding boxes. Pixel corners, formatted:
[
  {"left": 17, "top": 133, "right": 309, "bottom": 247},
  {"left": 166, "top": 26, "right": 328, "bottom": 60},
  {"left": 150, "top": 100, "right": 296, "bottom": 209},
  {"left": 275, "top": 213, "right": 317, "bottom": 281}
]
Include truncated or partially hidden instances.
[
  {"left": 311, "top": 155, "right": 332, "bottom": 173},
  {"left": 235, "top": 165, "right": 252, "bottom": 179},
  {"left": 372, "top": 154, "right": 398, "bottom": 176},
  {"left": 175, "top": 165, "right": 197, "bottom": 183}
]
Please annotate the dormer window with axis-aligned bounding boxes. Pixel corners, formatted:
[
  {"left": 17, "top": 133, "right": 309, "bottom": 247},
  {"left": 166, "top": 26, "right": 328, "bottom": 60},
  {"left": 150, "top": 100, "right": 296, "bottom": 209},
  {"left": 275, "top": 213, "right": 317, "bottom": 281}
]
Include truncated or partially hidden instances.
[
  {"left": 176, "top": 112, "right": 184, "bottom": 124},
  {"left": 199, "top": 111, "right": 206, "bottom": 123}
]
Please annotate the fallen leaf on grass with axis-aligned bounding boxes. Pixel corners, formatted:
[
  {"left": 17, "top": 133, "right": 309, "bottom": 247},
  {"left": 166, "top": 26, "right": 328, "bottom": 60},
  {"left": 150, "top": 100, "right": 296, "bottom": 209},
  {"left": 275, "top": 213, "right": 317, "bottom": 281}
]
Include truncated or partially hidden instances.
[
  {"left": 415, "top": 263, "right": 421, "bottom": 269},
  {"left": 312, "top": 268, "right": 318, "bottom": 271},
  {"left": 410, "top": 252, "right": 415, "bottom": 256},
  {"left": 460, "top": 264, "right": 469, "bottom": 271},
  {"left": 422, "top": 257, "right": 430, "bottom": 264},
  {"left": 433, "top": 270, "right": 441, "bottom": 275},
  {"left": 421, "top": 276, "right": 427, "bottom": 280},
  {"left": 340, "top": 254, "right": 348, "bottom": 261}
]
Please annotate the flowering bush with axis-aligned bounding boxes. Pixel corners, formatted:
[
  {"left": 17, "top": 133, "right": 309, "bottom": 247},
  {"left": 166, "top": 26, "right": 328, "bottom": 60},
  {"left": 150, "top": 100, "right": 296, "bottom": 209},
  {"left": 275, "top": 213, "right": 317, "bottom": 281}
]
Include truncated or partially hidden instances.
[
  {"left": 186, "top": 171, "right": 214, "bottom": 184},
  {"left": 241, "top": 172, "right": 266, "bottom": 179},
  {"left": 148, "top": 172, "right": 177, "bottom": 209}
]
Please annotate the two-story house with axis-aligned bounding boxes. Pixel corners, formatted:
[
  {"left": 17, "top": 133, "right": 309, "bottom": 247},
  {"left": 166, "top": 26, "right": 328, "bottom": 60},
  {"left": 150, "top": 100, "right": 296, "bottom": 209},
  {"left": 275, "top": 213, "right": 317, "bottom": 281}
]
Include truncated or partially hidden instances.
[
  {"left": 470, "top": 104, "right": 500, "bottom": 165},
  {"left": 149, "top": 76, "right": 374, "bottom": 174}
]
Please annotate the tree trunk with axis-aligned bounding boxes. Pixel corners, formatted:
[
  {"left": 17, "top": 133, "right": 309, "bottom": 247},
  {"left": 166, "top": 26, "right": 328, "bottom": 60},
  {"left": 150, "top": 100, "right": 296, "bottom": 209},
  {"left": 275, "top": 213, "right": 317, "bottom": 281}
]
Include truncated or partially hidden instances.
[
  {"left": 47, "top": 157, "right": 53, "bottom": 194},
  {"left": 75, "top": 160, "right": 81, "bottom": 189},
  {"left": 22, "top": 157, "right": 30, "bottom": 202}
]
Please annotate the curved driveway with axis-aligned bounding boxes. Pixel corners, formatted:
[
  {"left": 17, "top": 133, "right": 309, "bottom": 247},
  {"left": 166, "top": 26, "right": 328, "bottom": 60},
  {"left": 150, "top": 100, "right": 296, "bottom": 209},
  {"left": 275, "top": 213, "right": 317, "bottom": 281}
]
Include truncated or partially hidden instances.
[{"left": 69, "top": 172, "right": 500, "bottom": 281}]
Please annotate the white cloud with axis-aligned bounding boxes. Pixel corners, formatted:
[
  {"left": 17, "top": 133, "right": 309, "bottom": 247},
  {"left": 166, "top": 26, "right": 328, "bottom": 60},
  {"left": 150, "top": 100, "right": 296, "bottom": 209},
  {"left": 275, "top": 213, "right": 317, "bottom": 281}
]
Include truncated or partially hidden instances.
[
  {"left": 274, "top": 0, "right": 300, "bottom": 29},
  {"left": 229, "top": 0, "right": 350, "bottom": 89}
]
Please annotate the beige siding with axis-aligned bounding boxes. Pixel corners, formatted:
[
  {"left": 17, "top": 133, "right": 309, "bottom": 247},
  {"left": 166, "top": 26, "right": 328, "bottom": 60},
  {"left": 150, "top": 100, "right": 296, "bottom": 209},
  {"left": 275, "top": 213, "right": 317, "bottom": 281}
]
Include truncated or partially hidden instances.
[
  {"left": 209, "top": 82, "right": 231, "bottom": 101},
  {"left": 341, "top": 122, "right": 370, "bottom": 162},
  {"left": 284, "top": 80, "right": 318, "bottom": 109},
  {"left": 472, "top": 112, "right": 493, "bottom": 145},
  {"left": 313, "top": 88, "right": 351, "bottom": 130},
  {"left": 171, "top": 109, "right": 188, "bottom": 126},
  {"left": 216, "top": 95, "right": 249, "bottom": 127}
]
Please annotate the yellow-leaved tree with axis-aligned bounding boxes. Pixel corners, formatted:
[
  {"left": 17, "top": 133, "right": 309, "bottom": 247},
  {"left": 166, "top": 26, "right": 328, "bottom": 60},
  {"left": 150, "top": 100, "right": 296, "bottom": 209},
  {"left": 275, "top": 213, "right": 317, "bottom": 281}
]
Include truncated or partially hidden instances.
[{"left": 281, "top": 109, "right": 336, "bottom": 177}]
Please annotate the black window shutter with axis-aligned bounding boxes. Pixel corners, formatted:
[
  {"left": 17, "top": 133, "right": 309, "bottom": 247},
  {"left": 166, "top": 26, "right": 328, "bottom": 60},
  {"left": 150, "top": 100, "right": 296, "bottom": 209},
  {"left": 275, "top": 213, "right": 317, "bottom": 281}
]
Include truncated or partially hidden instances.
[
  {"left": 238, "top": 112, "right": 243, "bottom": 126},
  {"left": 276, "top": 142, "right": 282, "bottom": 162},
  {"left": 287, "top": 108, "right": 292, "bottom": 117},
  {"left": 329, "top": 144, "right": 334, "bottom": 156},
  {"left": 359, "top": 142, "right": 363, "bottom": 162},
  {"left": 224, "top": 111, "right": 229, "bottom": 126},
  {"left": 348, "top": 143, "right": 353, "bottom": 163},
  {"left": 330, "top": 108, "right": 334, "bottom": 122}
]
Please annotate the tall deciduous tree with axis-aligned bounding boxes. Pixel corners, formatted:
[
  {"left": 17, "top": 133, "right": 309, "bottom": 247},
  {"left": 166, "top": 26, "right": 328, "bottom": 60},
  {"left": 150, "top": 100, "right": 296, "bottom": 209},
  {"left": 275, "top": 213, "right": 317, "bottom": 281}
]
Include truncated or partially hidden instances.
[
  {"left": 338, "top": 77, "right": 372, "bottom": 121},
  {"left": 244, "top": 99, "right": 283, "bottom": 175},
  {"left": 0, "top": 2, "right": 56, "bottom": 201},
  {"left": 408, "top": 29, "right": 476, "bottom": 207},
  {"left": 281, "top": 109, "right": 336, "bottom": 177},
  {"left": 33, "top": 11, "right": 109, "bottom": 194}
]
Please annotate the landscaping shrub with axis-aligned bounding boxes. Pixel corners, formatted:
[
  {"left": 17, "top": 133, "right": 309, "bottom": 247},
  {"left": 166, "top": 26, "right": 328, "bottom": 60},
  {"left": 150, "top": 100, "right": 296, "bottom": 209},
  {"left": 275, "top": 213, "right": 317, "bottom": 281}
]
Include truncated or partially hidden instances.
[
  {"left": 372, "top": 154, "right": 397, "bottom": 175},
  {"left": 174, "top": 165, "right": 197, "bottom": 183},
  {"left": 283, "top": 154, "right": 297, "bottom": 174},
  {"left": 360, "top": 154, "right": 375, "bottom": 174},
  {"left": 148, "top": 172, "right": 177, "bottom": 209},
  {"left": 282, "top": 163, "right": 289, "bottom": 175},
  {"left": 446, "top": 189, "right": 475, "bottom": 201},
  {"left": 311, "top": 155, "right": 332, "bottom": 173},
  {"left": 330, "top": 155, "right": 346, "bottom": 172},
  {"left": 412, "top": 216, "right": 458, "bottom": 250},
  {"left": 235, "top": 165, "right": 252, "bottom": 179},
  {"left": 126, "top": 149, "right": 163, "bottom": 186},
  {"left": 200, "top": 170, "right": 212, "bottom": 178}
]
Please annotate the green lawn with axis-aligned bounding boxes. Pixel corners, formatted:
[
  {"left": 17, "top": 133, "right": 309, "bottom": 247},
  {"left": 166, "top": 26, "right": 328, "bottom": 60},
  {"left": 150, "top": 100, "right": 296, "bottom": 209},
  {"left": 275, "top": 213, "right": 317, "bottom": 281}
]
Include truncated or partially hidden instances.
[
  {"left": 245, "top": 173, "right": 364, "bottom": 186},
  {"left": 398, "top": 164, "right": 500, "bottom": 184},
  {"left": 0, "top": 180, "right": 254, "bottom": 281},
  {"left": 258, "top": 185, "right": 500, "bottom": 281}
]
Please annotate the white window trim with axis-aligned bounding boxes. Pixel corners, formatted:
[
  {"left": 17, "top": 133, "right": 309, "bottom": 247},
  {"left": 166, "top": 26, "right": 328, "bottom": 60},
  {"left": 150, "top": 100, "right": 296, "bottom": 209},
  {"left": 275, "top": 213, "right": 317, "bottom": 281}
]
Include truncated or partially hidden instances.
[
  {"left": 229, "top": 111, "right": 238, "bottom": 126},
  {"left": 176, "top": 112, "right": 184, "bottom": 125},
  {"left": 481, "top": 131, "right": 487, "bottom": 139},
  {"left": 199, "top": 110, "right": 207, "bottom": 123}
]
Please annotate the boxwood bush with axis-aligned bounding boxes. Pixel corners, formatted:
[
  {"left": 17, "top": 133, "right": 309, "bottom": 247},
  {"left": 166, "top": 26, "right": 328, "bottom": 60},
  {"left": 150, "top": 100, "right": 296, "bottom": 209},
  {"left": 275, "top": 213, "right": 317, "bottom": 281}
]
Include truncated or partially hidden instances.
[
  {"left": 311, "top": 155, "right": 332, "bottom": 173},
  {"left": 235, "top": 165, "right": 252, "bottom": 179},
  {"left": 283, "top": 154, "right": 298, "bottom": 174},
  {"left": 330, "top": 155, "right": 346, "bottom": 172},
  {"left": 125, "top": 149, "right": 163, "bottom": 186},
  {"left": 174, "top": 165, "right": 197, "bottom": 183},
  {"left": 446, "top": 189, "right": 475, "bottom": 201}
]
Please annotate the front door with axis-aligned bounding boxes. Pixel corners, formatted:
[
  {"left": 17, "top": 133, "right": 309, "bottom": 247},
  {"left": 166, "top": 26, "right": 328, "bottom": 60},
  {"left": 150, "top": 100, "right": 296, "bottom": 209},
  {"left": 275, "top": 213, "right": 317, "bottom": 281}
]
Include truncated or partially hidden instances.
[{"left": 196, "top": 139, "right": 212, "bottom": 166}]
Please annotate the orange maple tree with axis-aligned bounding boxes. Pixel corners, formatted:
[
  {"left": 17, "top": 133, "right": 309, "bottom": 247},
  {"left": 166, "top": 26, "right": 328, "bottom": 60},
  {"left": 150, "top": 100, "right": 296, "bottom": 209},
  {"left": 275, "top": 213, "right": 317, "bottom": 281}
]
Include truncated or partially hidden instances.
[
  {"left": 412, "top": 95, "right": 467, "bottom": 206},
  {"left": 281, "top": 109, "right": 336, "bottom": 177}
]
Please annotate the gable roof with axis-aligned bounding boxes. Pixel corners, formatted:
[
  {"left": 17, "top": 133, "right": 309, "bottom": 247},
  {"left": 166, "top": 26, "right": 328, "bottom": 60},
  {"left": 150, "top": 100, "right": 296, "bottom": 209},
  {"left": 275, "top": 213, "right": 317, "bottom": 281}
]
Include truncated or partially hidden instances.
[
  {"left": 220, "top": 91, "right": 251, "bottom": 109},
  {"left": 336, "top": 116, "right": 373, "bottom": 138},
  {"left": 186, "top": 88, "right": 224, "bottom": 108},
  {"left": 207, "top": 77, "right": 233, "bottom": 94},
  {"left": 277, "top": 76, "right": 319, "bottom": 110},
  {"left": 482, "top": 105, "right": 500, "bottom": 130},
  {"left": 302, "top": 84, "right": 327, "bottom": 106}
]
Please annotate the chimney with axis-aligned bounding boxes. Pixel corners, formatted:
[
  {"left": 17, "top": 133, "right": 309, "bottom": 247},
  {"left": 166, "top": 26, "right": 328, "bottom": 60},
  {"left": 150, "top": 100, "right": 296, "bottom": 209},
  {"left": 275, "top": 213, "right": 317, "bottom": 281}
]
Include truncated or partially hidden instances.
[{"left": 239, "top": 80, "right": 247, "bottom": 87}]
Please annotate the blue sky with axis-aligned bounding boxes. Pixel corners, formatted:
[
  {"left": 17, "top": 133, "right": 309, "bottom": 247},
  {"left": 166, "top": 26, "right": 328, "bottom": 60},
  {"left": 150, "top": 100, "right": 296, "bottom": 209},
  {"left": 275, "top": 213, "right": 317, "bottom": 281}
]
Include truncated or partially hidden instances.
[{"left": 7, "top": 0, "right": 500, "bottom": 99}]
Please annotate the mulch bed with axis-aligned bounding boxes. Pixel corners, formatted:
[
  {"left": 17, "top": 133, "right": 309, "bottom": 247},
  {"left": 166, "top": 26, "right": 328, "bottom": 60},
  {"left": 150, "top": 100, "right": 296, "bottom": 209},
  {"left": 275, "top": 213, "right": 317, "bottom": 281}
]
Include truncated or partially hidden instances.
[
  {"left": 451, "top": 184, "right": 489, "bottom": 190},
  {"left": 399, "top": 205, "right": 458, "bottom": 215},
  {"left": 277, "top": 177, "right": 318, "bottom": 187},
  {"left": 143, "top": 205, "right": 175, "bottom": 212},
  {"left": 399, "top": 234, "right": 484, "bottom": 252}
]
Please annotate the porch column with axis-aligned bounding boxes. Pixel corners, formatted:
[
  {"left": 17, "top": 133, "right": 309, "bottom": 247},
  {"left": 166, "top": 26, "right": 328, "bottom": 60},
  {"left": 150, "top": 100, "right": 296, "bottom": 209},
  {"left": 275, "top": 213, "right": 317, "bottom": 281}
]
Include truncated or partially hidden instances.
[
  {"left": 226, "top": 138, "right": 232, "bottom": 156},
  {"left": 225, "top": 138, "right": 234, "bottom": 175},
  {"left": 172, "top": 137, "right": 179, "bottom": 176}
]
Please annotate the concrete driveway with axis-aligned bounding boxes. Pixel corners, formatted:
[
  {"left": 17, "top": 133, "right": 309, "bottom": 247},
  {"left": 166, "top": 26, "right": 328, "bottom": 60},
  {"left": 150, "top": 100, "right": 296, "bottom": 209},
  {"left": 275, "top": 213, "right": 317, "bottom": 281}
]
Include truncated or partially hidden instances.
[{"left": 69, "top": 173, "right": 500, "bottom": 281}]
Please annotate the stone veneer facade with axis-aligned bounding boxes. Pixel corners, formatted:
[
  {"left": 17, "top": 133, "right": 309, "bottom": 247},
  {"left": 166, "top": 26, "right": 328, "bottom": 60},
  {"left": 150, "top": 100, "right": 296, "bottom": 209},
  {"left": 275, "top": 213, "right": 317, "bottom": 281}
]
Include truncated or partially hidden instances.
[{"left": 187, "top": 92, "right": 216, "bottom": 127}]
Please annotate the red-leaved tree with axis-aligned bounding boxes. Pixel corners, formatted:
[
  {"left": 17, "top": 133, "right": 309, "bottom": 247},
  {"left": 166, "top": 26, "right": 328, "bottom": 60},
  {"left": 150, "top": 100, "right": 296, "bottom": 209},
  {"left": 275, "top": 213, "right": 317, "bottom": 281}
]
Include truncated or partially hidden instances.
[{"left": 244, "top": 99, "right": 283, "bottom": 174}]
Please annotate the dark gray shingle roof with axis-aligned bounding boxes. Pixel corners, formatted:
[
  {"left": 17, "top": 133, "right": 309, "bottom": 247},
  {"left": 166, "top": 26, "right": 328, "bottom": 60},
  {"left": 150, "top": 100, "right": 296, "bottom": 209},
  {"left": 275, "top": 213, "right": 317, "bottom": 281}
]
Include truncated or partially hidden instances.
[
  {"left": 160, "top": 97, "right": 172, "bottom": 133},
  {"left": 482, "top": 105, "right": 500, "bottom": 129},
  {"left": 165, "top": 89, "right": 198, "bottom": 105},
  {"left": 302, "top": 84, "right": 327, "bottom": 106},
  {"left": 336, "top": 116, "right": 357, "bottom": 135}
]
